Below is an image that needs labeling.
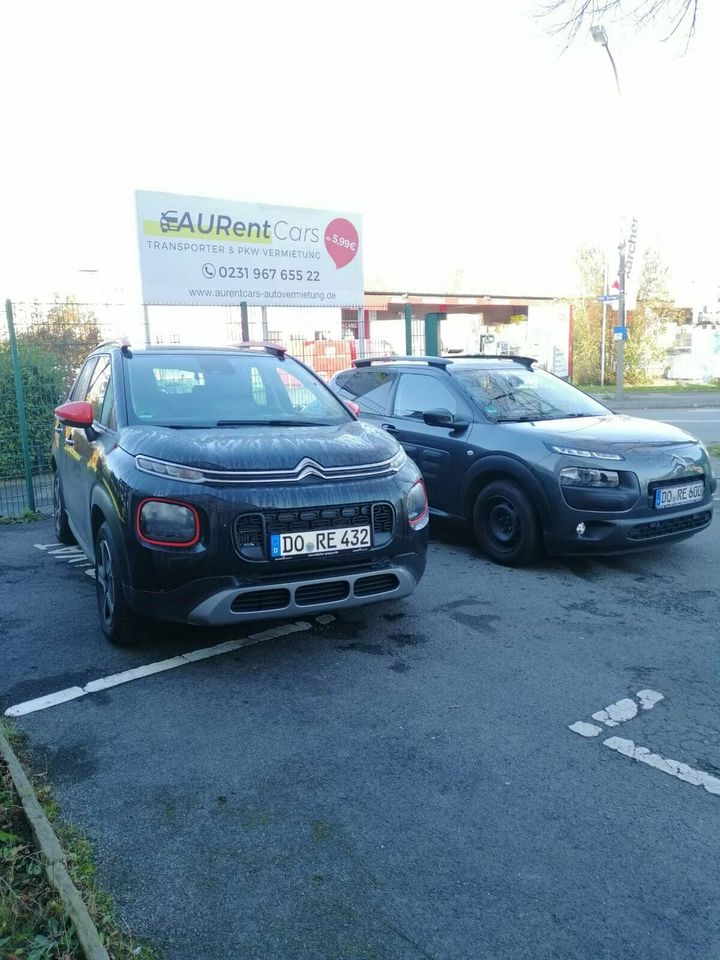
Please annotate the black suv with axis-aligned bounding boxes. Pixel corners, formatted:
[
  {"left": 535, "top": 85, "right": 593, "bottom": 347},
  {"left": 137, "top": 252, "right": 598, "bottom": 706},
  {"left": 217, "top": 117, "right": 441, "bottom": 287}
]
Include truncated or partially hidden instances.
[
  {"left": 52, "top": 342, "right": 428, "bottom": 644},
  {"left": 329, "top": 356, "right": 715, "bottom": 566}
]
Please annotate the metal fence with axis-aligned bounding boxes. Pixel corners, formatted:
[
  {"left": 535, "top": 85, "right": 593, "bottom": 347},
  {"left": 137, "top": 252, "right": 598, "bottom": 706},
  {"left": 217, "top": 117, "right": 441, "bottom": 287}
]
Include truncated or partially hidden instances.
[{"left": 0, "top": 299, "right": 402, "bottom": 517}]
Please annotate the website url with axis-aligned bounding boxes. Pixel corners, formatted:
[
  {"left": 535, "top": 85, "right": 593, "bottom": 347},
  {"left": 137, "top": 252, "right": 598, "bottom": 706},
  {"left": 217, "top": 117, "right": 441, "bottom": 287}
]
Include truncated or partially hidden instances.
[{"left": 187, "top": 289, "right": 336, "bottom": 301}]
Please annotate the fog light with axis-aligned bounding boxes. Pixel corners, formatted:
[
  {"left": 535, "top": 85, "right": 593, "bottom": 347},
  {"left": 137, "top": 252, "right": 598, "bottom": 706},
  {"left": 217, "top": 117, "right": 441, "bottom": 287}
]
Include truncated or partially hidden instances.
[{"left": 576, "top": 522, "right": 586, "bottom": 536}]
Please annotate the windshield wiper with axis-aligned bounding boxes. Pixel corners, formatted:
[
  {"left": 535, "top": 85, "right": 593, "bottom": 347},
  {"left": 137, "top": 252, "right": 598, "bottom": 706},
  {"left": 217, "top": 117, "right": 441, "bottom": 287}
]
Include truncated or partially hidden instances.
[
  {"left": 216, "top": 419, "right": 333, "bottom": 427},
  {"left": 494, "top": 415, "right": 551, "bottom": 423}
]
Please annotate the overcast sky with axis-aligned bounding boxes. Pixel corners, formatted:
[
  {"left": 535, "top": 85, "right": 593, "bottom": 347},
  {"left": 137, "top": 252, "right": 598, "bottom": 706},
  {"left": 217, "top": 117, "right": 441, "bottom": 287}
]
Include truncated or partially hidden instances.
[{"left": 2, "top": 0, "right": 718, "bottom": 307}]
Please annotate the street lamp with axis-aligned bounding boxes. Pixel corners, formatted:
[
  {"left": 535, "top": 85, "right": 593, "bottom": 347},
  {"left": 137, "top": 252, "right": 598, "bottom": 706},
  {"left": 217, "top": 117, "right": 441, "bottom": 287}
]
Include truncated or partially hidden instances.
[
  {"left": 590, "top": 25, "right": 621, "bottom": 95},
  {"left": 592, "top": 24, "right": 626, "bottom": 399}
]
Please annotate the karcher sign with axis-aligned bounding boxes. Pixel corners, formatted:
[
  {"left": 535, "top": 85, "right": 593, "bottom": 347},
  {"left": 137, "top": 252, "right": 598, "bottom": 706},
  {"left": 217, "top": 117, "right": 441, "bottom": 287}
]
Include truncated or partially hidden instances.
[{"left": 135, "top": 190, "right": 363, "bottom": 307}]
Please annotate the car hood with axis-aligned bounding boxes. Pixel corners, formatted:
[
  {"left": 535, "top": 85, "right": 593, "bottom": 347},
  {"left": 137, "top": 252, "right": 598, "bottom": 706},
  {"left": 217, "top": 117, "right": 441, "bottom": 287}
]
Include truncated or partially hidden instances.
[
  {"left": 118, "top": 420, "right": 400, "bottom": 471},
  {"left": 508, "top": 414, "right": 702, "bottom": 451}
]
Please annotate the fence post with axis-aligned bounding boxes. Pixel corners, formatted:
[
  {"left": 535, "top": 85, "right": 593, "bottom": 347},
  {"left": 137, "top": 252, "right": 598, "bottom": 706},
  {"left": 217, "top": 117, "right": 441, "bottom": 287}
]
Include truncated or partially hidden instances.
[
  {"left": 240, "top": 301, "right": 250, "bottom": 341},
  {"left": 404, "top": 304, "right": 412, "bottom": 354},
  {"left": 5, "top": 300, "right": 36, "bottom": 512}
]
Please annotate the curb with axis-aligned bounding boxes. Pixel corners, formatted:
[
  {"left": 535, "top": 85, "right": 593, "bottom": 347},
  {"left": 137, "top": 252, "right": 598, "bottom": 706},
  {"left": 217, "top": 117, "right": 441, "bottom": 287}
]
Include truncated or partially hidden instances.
[{"left": 0, "top": 727, "right": 111, "bottom": 960}]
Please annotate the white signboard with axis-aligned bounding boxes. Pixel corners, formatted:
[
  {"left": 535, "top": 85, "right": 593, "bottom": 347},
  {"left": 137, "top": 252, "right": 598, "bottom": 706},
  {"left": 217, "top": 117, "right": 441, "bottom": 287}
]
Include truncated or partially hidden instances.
[
  {"left": 526, "top": 304, "right": 571, "bottom": 378},
  {"left": 135, "top": 190, "right": 363, "bottom": 307}
]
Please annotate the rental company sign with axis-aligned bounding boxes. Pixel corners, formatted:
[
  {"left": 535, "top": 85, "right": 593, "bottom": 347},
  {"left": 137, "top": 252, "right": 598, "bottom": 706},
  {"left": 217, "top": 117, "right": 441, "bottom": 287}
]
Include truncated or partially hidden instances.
[{"left": 135, "top": 190, "right": 363, "bottom": 307}]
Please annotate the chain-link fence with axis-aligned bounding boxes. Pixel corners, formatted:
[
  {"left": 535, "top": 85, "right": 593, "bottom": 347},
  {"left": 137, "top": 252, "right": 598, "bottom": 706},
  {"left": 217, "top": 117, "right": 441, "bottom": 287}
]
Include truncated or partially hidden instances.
[
  {"left": 0, "top": 299, "right": 129, "bottom": 516},
  {"left": 0, "top": 299, "right": 403, "bottom": 517}
]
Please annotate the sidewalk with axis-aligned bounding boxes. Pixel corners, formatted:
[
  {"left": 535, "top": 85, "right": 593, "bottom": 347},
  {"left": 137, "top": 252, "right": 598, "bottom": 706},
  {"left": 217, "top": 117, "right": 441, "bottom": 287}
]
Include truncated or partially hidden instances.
[{"left": 587, "top": 390, "right": 720, "bottom": 411}]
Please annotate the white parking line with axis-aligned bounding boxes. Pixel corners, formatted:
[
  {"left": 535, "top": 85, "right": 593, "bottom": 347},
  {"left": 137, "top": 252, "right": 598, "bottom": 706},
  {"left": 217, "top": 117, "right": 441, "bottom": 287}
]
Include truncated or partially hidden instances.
[
  {"left": 4, "top": 620, "right": 314, "bottom": 717},
  {"left": 604, "top": 737, "right": 720, "bottom": 796},
  {"left": 570, "top": 690, "right": 719, "bottom": 798},
  {"left": 570, "top": 690, "right": 664, "bottom": 736}
]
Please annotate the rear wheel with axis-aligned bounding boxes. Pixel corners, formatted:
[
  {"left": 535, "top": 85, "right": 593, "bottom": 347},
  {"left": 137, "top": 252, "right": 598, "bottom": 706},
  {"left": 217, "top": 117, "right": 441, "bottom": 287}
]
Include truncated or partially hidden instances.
[
  {"left": 95, "top": 522, "right": 149, "bottom": 645},
  {"left": 53, "top": 472, "right": 74, "bottom": 544},
  {"left": 473, "top": 480, "right": 542, "bottom": 568}
]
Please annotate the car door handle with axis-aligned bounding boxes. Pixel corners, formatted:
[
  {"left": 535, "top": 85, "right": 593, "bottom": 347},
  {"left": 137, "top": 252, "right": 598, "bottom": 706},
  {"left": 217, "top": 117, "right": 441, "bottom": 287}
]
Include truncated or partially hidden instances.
[{"left": 381, "top": 423, "right": 398, "bottom": 433}]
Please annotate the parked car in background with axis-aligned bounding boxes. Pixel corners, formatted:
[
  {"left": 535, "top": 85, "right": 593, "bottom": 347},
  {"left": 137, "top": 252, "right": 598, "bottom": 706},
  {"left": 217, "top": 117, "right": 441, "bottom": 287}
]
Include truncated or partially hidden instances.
[
  {"left": 293, "top": 339, "right": 397, "bottom": 381},
  {"left": 329, "top": 355, "right": 715, "bottom": 567},
  {"left": 52, "top": 342, "right": 428, "bottom": 644}
]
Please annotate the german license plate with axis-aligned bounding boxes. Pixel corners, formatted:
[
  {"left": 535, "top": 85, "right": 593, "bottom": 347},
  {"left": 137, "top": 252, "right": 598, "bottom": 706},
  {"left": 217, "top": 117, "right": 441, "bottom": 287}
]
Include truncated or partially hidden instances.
[
  {"left": 270, "top": 526, "right": 372, "bottom": 558},
  {"left": 654, "top": 480, "right": 704, "bottom": 509}
]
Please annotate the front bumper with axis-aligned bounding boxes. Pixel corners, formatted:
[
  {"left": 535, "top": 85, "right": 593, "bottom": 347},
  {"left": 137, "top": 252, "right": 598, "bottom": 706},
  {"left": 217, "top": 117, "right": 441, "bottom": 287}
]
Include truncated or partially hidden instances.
[
  {"left": 125, "top": 557, "right": 421, "bottom": 625},
  {"left": 543, "top": 501, "right": 713, "bottom": 556}
]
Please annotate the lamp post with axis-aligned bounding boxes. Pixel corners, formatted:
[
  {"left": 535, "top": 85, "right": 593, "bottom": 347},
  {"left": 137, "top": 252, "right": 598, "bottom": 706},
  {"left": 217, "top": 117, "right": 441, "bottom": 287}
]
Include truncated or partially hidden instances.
[{"left": 591, "top": 24, "right": 625, "bottom": 399}]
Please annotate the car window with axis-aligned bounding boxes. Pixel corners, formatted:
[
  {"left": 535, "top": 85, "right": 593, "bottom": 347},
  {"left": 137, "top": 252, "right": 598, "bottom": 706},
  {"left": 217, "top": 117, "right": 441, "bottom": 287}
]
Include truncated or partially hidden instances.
[
  {"left": 99, "top": 376, "right": 116, "bottom": 430},
  {"left": 85, "top": 356, "right": 112, "bottom": 421},
  {"left": 335, "top": 369, "right": 394, "bottom": 415},
  {"left": 393, "top": 374, "right": 459, "bottom": 419},
  {"left": 126, "top": 353, "right": 351, "bottom": 427},
  {"left": 70, "top": 358, "right": 97, "bottom": 402}
]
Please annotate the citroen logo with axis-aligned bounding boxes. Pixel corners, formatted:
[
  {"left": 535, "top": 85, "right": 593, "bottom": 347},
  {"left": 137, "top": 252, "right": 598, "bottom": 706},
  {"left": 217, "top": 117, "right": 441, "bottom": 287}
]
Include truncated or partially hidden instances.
[
  {"left": 294, "top": 457, "right": 326, "bottom": 480},
  {"left": 671, "top": 454, "right": 690, "bottom": 476}
]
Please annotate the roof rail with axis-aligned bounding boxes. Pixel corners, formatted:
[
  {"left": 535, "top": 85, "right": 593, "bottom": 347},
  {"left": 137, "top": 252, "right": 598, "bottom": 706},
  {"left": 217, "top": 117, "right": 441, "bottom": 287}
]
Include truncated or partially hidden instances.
[
  {"left": 94, "top": 337, "right": 132, "bottom": 353},
  {"left": 453, "top": 354, "right": 537, "bottom": 368},
  {"left": 229, "top": 341, "right": 288, "bottom": 358},
  {"left": 353, "top": 356, "right": 451, "bottom": 370}
]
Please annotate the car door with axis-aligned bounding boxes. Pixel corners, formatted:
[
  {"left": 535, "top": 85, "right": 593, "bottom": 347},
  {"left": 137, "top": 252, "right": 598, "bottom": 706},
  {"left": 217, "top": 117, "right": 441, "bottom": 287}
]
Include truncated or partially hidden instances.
[
  {"left": 63, "top": 355, "right": 112, "bottom": 551},
  {"left": 56, "top": 357, "right": 96, "bottom": 536},
  {"left": 384, "top": 371, "right": 471, "bottom": 516}
]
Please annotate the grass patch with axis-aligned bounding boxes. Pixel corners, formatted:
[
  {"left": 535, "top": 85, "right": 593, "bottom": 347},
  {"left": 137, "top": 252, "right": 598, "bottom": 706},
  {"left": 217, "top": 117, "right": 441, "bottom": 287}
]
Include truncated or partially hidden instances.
[
  {"left": 707, "top": 443, "right": 720, "bottom": 459},
  {"left": 0, "top": 511, "right": 44, "bottom": 525},
  {"left": 1, "top": 722, "right": 161, "bottom": 960}
]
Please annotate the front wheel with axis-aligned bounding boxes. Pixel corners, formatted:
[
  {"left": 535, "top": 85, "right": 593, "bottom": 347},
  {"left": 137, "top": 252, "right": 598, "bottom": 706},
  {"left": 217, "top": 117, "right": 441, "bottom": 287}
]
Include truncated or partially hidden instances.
[
  {"left": 95, "top": 522, "right": 149, "bottom": 645},
  {"left": 473, "top": 480, "right": 542, "bottom": 568},
  {"left": 53, "top": 472, "right": 75, "bottom": 544}
]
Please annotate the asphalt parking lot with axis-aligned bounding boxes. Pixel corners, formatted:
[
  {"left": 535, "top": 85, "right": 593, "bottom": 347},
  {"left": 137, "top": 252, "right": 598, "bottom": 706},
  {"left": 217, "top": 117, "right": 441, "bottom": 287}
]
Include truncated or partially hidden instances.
[{"left": 2, "top": 505, "right": 719, "bottom": 960}]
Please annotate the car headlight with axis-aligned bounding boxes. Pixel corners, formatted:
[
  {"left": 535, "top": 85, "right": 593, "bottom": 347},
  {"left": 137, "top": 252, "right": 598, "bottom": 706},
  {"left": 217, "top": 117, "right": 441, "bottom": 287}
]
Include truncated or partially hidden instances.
[
  {"left": 136, "top": 455, "right": 205, "bottom": 483},
  {"left": 407, "top": 479, "right": 429, "bottom": 529},
  {"left": 137, "top": 498, "right": 200, "bottom": 546},
  {"left": 549, "top": 445, "right": 623, "bottom": 461},
  {"left": 560, "top": 467, "right": 620, "bottom": 488}
]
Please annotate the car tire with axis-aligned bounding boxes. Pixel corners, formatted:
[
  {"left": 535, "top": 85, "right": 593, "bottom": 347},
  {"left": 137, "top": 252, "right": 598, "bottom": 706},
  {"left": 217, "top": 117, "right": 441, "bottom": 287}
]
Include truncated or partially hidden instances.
[
  {"left": 53, "top": 472, "right": 75, "bottom": 545},
  {"left": 95, "top": 521, "right": 149, "bottom": 645},
  {"left": 473, "top": 479, "right": 542, "bottom": 568}
]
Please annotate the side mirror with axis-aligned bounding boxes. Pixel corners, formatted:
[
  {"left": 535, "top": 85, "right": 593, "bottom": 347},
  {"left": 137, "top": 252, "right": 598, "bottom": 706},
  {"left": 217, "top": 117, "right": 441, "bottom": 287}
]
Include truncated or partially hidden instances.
[
  {"left": 422, "top": 408, "right": 471, "bottom": 430},
  {"left": 55, "top": 401, "right": 95, "bottom": 428}
]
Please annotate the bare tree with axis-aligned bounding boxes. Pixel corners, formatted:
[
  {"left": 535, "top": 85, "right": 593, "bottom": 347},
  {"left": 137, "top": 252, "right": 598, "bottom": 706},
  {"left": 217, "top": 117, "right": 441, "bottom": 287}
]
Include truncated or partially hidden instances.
[{"left": 539, "top": 0, "right": 700, "bottom": 49}]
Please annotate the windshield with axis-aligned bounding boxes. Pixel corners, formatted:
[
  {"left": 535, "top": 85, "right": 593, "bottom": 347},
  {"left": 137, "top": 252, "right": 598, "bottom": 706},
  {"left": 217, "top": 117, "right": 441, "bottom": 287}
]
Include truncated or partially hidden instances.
[
  {"left": 451, "top": 365, "right": 609, "bottom": 423},
  {"left": 125, "top": 352, "right": 351, "bottom": 428}
]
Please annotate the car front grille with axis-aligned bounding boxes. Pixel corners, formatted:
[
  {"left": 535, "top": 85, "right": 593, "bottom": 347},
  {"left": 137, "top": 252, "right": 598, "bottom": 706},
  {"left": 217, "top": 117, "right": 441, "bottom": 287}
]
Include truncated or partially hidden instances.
[
  {"left": 628, "top": 510, "right": 711, "bottom": 542},
  {"left": 230, "top": 588, "right": 291, "bottom": 613},
  {"left": 354, "top": 573, "right": 400, "bottom": 597},
  {"left": 233, "top": 502, "right": 395, "bottom": 559},
  {"left": 295, "top": 580, "right": 350, "bottom": 605}
]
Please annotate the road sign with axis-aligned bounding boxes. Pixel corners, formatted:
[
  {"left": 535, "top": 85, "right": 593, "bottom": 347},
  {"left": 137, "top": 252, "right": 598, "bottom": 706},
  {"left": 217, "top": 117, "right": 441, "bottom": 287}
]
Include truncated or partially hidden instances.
[
  {"left": 613, "top": 325, "right": 628, "bottom": 341},
  {"left": 597, "top": 294, "right": 620, "bottom": 302}
]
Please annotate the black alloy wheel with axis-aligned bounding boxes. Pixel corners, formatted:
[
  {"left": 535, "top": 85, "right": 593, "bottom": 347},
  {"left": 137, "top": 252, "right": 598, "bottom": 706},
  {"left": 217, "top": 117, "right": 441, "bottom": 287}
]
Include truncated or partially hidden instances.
[
  {"left": 95, "top": 521, "right": 149, "bottom": 645},
  {"left": 473, "top": 479, "right": 542, "bottom": 567}
]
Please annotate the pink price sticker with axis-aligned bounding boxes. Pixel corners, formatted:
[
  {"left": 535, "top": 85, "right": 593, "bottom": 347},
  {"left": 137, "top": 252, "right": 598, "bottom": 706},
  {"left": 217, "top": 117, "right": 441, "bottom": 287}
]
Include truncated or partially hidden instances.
[{"left": 324, "top": 218, "right": 359, "bottom": 269}]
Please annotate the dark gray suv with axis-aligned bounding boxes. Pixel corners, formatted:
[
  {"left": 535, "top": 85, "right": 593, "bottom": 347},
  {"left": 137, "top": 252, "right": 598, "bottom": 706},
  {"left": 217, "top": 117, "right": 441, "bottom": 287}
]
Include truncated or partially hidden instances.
[{"left": 329, "top": 356, "right": 715, "bottom": 567}]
